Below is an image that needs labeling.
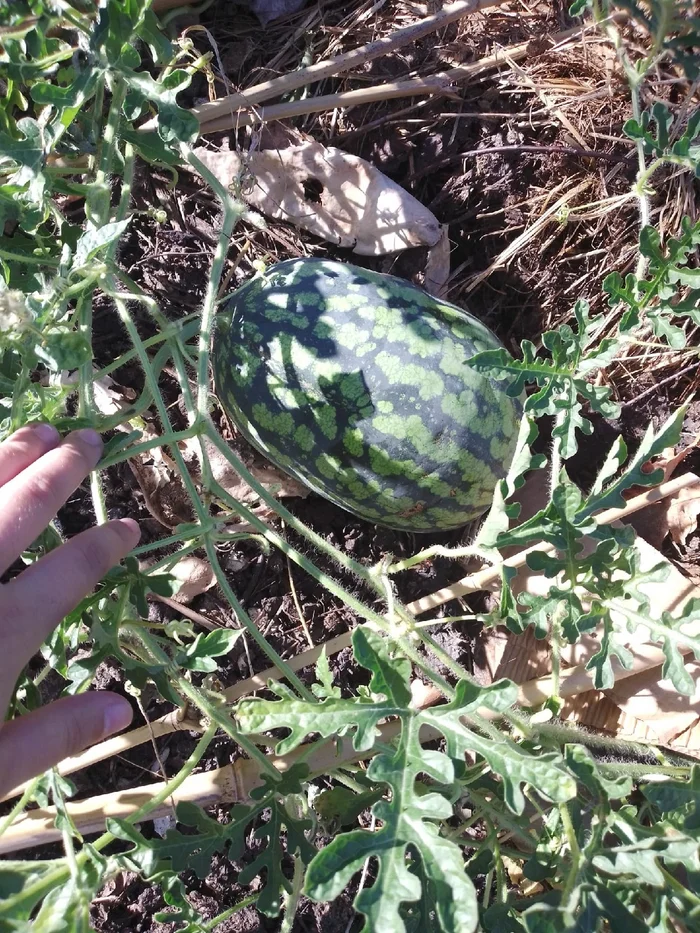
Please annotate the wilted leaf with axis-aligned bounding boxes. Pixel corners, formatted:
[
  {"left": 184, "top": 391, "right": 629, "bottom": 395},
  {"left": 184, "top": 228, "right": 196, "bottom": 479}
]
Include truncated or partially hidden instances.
[
  {"left": 193, "top": 143, "right": 441, "bottom": 255},
  {"left": 159, "top": 556, "right": 216, "bottom": 604},
  {"left": 666, "top": 481, "right": 700, "bottom": 546},
  {"left": 424, "top": 223, "right": 451, "bottom": 298},
  {"left": 183, "top": 435, "right": 309, "bottom": 503}
]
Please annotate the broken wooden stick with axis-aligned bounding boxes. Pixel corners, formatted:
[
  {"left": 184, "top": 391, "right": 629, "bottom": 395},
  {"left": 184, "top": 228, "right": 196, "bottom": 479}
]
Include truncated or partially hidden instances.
[
  {"left": 192, "top": 0, "right": 505, "bottom": 128},
  {"left": 194, "top": 28, "right": 587, "bottom": 134},
  {"left": 4, "top": 471, "right": 696, "bottom": 804}
]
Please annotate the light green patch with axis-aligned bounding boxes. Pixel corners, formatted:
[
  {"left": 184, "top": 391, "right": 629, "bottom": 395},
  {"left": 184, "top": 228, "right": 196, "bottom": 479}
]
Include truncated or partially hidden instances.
[
  {"left": 312, "top": 356, "right": 344, "bottom": 383},
  {"left": 343, "top": 427, "right": 365, "bottom": 457},
  {"left": 335, "top": 321, "right": 371, "bottom": 349},
  {"left": 312, "top": 319, "right": 333, "bottom": 340},
  {"left": 429, "top": 506, "right": 473, "bottom": 526},
  {"left": 266, "top": 292, "right": 289, "bottom": 309},
  {"left": 294, "top": 424, "right": 315, "bottom": 453},
  {"left": 316, "top": 453, "right": 341, "bottom": 480},
  {"left": 438, "top": 339, "right": 471, "bottom": 378},
  {"left": 457, "top": 446, "right": 495, "bottom": 485},
  {"left": 368, "top": 445, "right": 403, "bottom": 477},
  {"left": 372, "top": 305, "right": 403, "bottom": 334},
  {"left": 440, "top": 389, "right": 477, "bottom": 428},
  {"left": 371, "top": 308, "right": 441, "bottom": 359},
  {"left": 465, "top": 406, "right": 500, "bottom": 439},
  {"left": 356, "top": 341, "right": 377, "bottom": 357},
  {"left": 499, "top": 394, "right": 519, "bottom": 437},
  {"left": 415, "top": 472, "right": 453, "bottom": 499},
  {"left": 490, "top": 434, "right": 513, "bottom": 463},
  {"left": 270, "top": 386, "right": 300, "bottom": 410},
  {"left": 264, "top": 307, "right": 310, "bottom": 328},
  {"left": 323, "top": 293, "right": 366, "bottom": 313},
  {"left": 251, "top": 403, "right": 294, "bottom": 436},
  {"left": 231, "top": 348, "right": 262, "bottom": 387},
  {"left": 371, "top": 413, "right": 410, "bottom": 442},
  {"left": 371, "top": 414, "right": 455, "bottom": 464},
  {"left": 338, "top": 372, "right": 367, "bottom": 401},
  {"left": 241, "top": 323, "right": 264, "bottom": 344},
  {"left": 374, "top": 352, "right": 445, "bottom": 400},
  {"left": 312, "top": 404, "right": 337, "bottom": 441},
  {"left": 377, "top": 400, "right": 394, "bottom": 414},
  {"left": 345, "top": 479, "right": 371, "bottom": 501}
]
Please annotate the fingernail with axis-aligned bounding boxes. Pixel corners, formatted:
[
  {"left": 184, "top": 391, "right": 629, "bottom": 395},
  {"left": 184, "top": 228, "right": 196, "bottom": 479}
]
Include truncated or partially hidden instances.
[
  {"left": 31, "top": 423, "right": 60, "bottom": 444},
  {"left": 112, "top": 518, "right": 141, "bottom": 545},
  {"left": 75, "top": 428, "right": 103, "bottom": 448},
  {"left": 103, "top": 698, "right": 133, "bottom": 736}
]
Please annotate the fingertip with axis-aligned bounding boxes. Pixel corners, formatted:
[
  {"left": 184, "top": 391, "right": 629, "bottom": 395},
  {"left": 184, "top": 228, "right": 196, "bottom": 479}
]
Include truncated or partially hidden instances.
[
  {"left": 110, "top": 517, "right": 140, "bottom": 547},
  {"left": 101, "top": 694, "right": 133, "bottom": 736},
  {"left": 62, "top": 427, "right": 103, "bottom": 467},
  {"left": 29, "top": 422, "right": 61, "bottom": 446}
]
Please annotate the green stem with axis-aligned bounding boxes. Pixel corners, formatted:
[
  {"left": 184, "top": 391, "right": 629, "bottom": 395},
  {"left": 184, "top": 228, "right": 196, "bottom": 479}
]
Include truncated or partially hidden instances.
[
  {"left": 466, "top": 788, "right": 537, "bottom": 851},
  {"left": 387, "top": 543, "right": 495, "bottom": 574},
  {"left": 77, "top": 291, "right": 109, "bottom": 525},
  {"left": 121, "top": 623, "right": 279, "bottom": 778},
  {"left": 203, "top": 895, "right": 259, "bottom": 930},
  {"left": 280, "top": 854, "right": 305, "bottom": 933},
  {"left": 109, "top": 287, "right": 311, "bottom": 698},
  {"left": 87, "top": 79, "right": 127, "bottom": 226},
  {"left": 659, "top": 866, "right": 700, "bottom": 908},
  {"left": 0, "top": 777, "right": 42, "bottom": 840},
  {"left": 98, "top": 424, "right": 203, "bottom": 469},
  {"left": 0, "top": 723, "right": 217, "bottom": 917},
  {"left": 205, "top": 427, "right": 468, "bottom": 693},
  {"left": 559, "top": 801, "right": 581, "bottom": 902}
]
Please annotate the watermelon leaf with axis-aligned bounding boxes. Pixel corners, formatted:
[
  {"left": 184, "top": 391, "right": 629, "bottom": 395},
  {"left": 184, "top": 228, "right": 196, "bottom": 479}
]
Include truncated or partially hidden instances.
[
  {"left": 604, "top": 217, "right": 700, "bottom": 348},
  {"left": 579, "top": 405, "right": 686, "bottom": 518},
  {"left": 468, "top": 300, "right": 620, "bottom": 458},
  {"left": 238, "top": 628, "right": 576, "bottom": 933}
]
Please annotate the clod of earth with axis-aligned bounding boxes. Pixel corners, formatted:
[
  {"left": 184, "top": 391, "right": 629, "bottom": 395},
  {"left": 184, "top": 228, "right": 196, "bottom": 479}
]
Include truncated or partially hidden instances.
[{"left": 213, "top": 258, "right": 522, "bottom": 531}]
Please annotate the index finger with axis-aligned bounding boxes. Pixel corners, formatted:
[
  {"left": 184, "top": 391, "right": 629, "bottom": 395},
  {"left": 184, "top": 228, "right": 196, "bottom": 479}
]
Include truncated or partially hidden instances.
[{"left": 0, "top": 428, "right": 104, "bottom": 576}]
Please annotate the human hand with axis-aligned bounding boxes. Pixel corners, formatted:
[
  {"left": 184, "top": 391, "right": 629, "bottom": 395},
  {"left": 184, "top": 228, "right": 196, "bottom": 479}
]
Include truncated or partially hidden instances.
[{"left": 0, "top": 424, "right": 140, "bottom": 798}]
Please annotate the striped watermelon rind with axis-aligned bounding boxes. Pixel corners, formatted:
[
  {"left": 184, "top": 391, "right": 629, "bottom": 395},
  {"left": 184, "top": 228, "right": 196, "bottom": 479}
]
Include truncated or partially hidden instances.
[{"left": 213, "top": 258, "right": 522, "bottom": 532}]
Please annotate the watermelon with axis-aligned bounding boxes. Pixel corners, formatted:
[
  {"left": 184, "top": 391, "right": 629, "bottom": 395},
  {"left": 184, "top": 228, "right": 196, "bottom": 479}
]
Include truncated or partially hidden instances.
[{"left": 213, "top": 258, "right": 521, "bottom": 532}]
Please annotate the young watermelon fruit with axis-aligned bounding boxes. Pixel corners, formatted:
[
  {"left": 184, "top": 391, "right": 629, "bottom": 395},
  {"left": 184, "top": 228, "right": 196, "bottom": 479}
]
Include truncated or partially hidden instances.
[{"left": 213, "top": 258, "right": 521, "bottom": 532}]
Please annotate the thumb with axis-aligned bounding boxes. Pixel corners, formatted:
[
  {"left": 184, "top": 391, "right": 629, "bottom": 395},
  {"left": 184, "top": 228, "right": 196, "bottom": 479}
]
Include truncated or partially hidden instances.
[{"left": 0, "top": 693, "right": 133, "bottom": 799}]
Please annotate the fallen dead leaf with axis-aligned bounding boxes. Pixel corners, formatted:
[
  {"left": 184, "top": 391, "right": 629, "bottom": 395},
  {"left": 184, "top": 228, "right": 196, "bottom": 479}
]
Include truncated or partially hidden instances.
[
  {"left": 182, "top": 435, "right": 309, "bottom": 505},
  {"left": 161, "top": 556, "right": 217, "bottom": 604},
  {"left": 667, "top": 481, "right": 700, "bottom": 546},
  {"left": 61, "top": 370, "right": 136, "bottom": 421},
  {"left": 128, "top": 452, "right": 194, "bottom": 529},
  {"left": 193, "top": 142, "right": 441, "bottom": 255},
  {"left": 424, "top": 223, "right": 451, "bottom": 298},
  {"left": 629, "top": 472, "right": 700, "bottom": 549},
  {"left": 607, "top": 658, "right": 700, "bottom": 745}
]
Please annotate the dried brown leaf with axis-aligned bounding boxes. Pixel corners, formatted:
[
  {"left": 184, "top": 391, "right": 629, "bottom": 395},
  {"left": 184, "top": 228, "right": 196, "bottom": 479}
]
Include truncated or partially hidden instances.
[
  {"left": 161, "top": 556, "right": 217, "bottom": 605},
  {"left": 607, "top": 660, "right": 700, "bottom": 745},
  {"left": 666, "top": 483, "right": 700, "bottom": 546},
  {"left": 424, "top": 223, "right": 451, "bottom": 298},
  {"left": 193, "top": 143, "right": 441, "bottom": 255},
  {"left": 128, "top": 456, "right": 193, "bottom": 529},
  {"left": 183, "top": 436, "right": 309, "bottom": 504},
  {"left": 629, "top": 473, "right": 700, "bottom": 549}
]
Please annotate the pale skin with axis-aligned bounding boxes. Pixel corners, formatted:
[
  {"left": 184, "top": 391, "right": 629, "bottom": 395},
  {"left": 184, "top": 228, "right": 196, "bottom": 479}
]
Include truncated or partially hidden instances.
[{"left": 0, "top": 423, "right": 139, "bottom": 798}]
